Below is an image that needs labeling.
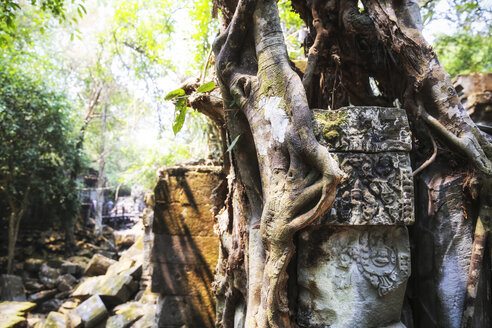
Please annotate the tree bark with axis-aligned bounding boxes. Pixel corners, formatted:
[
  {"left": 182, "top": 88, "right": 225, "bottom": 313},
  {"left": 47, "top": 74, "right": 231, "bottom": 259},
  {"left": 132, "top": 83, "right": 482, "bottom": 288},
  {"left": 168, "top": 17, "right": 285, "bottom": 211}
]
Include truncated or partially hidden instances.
[{"left": 213, "top": 1, "right": 342, "bottom": 327}]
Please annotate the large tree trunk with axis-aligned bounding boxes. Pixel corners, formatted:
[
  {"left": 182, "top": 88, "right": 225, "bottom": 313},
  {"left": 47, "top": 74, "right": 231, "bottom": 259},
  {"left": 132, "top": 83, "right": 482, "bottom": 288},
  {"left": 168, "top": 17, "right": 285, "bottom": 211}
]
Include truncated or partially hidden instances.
[{"left": 205, "top": 0, "right": 492, "bottom": 327}]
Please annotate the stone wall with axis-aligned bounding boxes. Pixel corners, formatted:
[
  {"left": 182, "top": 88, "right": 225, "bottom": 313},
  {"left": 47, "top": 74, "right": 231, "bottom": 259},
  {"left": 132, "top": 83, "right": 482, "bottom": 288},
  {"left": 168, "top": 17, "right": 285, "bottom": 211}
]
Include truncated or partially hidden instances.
[{"left": 152, "top": 165, "right": 223, "bottom": 328}]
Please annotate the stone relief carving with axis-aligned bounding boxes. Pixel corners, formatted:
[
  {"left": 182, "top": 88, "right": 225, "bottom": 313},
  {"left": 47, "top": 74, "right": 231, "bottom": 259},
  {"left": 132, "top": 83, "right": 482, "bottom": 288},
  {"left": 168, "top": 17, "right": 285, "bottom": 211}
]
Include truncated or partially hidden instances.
[
  {"left": 297, "top": 107, "right": 413, "bottom": 328},
  {"left": 298, "top": 227, "right": 411, "bottom": 328},
  {"left": 314, "top": 152, "right": 414, "bottom": 226},
  {"left": 313, "top": 107, "right": 412, "bottom": 153}
]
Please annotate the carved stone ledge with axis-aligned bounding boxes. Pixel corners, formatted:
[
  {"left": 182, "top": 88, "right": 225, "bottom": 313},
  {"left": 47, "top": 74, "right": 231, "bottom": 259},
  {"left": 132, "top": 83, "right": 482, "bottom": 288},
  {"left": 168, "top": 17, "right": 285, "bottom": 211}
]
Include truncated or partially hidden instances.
[{"left": 314, "top": 106, "right": 412, "bottom": 153}]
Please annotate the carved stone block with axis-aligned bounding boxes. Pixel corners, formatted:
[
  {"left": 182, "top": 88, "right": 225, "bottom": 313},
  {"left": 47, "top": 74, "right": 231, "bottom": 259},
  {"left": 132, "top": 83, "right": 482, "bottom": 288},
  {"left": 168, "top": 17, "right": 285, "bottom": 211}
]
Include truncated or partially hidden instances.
[
  {"left": 297, "top": 226, "right": 410, "bottom": 328},
  {"left": 313, "top": 107, "right": 414, "bottom": 225},
  {"left": 297, "top": 107, "right": 414, "bottom": 327},
  {"left": 313, "top": 107, "right": 411, "bottom": 153}
]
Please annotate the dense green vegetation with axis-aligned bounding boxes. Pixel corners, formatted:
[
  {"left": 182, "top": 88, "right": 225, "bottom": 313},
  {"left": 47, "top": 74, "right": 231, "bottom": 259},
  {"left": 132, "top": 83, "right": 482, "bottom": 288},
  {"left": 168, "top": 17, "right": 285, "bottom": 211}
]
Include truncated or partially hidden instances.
[{"left": 0, "top": 0, "right": 490, "bottom": 270}]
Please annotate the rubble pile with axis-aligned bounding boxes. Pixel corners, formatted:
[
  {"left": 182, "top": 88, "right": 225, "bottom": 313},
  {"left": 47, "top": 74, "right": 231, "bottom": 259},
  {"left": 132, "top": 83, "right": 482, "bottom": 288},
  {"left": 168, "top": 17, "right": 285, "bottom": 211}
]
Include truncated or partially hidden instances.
[{"left": 0, "top": 195, "right": 157, "bottom": 328}]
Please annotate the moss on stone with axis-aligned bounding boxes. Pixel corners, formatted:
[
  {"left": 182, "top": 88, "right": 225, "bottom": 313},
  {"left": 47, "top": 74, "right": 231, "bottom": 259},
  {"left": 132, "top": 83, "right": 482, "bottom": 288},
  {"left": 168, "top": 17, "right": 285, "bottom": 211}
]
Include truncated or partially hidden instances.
[{"left": 314, "top": 110, "right": 348, "bottom": 142}]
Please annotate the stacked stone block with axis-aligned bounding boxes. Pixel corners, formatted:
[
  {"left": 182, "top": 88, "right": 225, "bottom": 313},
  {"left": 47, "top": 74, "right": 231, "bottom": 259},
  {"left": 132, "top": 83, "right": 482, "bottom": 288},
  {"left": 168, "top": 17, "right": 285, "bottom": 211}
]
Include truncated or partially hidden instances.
[{"left": 152, "top": 166, "right": 222, "bottom": 328}]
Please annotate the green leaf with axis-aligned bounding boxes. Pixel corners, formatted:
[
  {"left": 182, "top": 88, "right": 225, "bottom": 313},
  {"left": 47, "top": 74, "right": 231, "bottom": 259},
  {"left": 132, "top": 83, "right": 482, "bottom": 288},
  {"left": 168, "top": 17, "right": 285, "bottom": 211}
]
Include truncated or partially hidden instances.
[
  {"left": 165, "top": 88, "right": 185, "bottom": 100},
  {"left": 172, "top": 99, "right": 187, "bottom": 135},
  {"left": 227, "top": 135, "right": 241, "bottom": 152},
  {"left": 228, "top": 100, "right": 235, "bottom": 107},
  {"left": 196, "top": 81, "right": 216, "bottom": 93}
]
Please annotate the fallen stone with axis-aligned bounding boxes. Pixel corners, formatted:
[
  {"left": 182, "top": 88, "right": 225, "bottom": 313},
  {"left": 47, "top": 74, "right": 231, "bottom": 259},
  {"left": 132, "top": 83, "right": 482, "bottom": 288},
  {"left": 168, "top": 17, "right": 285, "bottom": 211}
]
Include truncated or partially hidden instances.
[
  {"left": 66, "top": 310, "right": 83, "bottom": 328},
  {"left": 24, "top": 259, "right": 44, "bottom": 273},
  {"left": 57, "top": 274, "right": 77, "bottom": 292},
  {"left": 42, "top": 311, "right": 67, "bottom": 328},
  {"left": 23, "top": 279, "right": 44, "bottom": 293},
  {"left": 0, "top": 275, "right": 26, "bottom": 302},
  {"left": 105, "top": 302, "right": 145, "bottom": 328},
  {"left": 54, "top": 290, "right": 71, "bottom": 300},
  {"left": 75, "top": 295, "right": 108, "bottom": 328},
  {"left": 58, "top": 300, "right": 80, "bottom": 314},
  {"left": 61, "top": 262, "right": 84, "bottom": 277},
  {"left": 73, "top": 275, "right": 135, "bottom": 306},
  {"left": 28, "top": 289, "right": 57, "bottom": 304},
  {"left": 131, "top": 312, "right": 157, "bottom": 328},
  {"left": 114, "top": 231, "right": 137, "bottom": 249},
  {"left": 84, "top": 254, "right": 116, "bottom": 277},
  {"left": 106, "top": 258, "right": 143, "bottom": 279},
  {"left": 39, "top": 298, "right": 62, "bottom": 314},
  {"left": 27, "top": 313, "right": 46, "bottom": 328},
  {"left": 39, "top": 264, "right": 60, "bottom": 289},
  {"left": 119, "top": 235, "right": 144, "bottom": 263},
  {"left": 0, "top": 301, "right": 36, "bottom": 328}
]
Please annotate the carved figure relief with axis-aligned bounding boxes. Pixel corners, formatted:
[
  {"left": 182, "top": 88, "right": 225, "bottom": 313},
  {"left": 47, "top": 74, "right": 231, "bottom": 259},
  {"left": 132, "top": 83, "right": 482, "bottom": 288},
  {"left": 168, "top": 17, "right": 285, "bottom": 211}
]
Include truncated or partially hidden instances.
[{"left": 315, "top": 152, "right": 414, "bottom": 225}]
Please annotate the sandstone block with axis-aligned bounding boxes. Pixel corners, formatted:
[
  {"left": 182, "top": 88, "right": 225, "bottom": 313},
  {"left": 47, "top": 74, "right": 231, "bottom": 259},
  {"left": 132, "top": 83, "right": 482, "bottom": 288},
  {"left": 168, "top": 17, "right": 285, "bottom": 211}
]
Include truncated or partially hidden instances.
[
  {"left": 105, "top": 302, "right": 145, "bottom": 328},
  {"left": 0, "top": 301, "right": 36, "bottom": 328},
  {"left": 73, "top": 275, "right": 134, "bottom": 305},
  {"left": 152, "top": 263, "right": 213, "bottom": 298},
  {"left": 75, "top": 295, "right": 108, "bottom": 328},
  {"left": 0, "top": 275, "right": 26, "bottom": 302},
  {"left": 27, "top": 289, "right": 56, "bottom": 304},
  {"left": 38, "top": 264, "right": 60, "bottom": 289},
  {"left": 157, "top": 295, "right": 214, "bottom": 328},
  {"left": 152, "top": 234, "right": 219, "bottom": 267},
  {"left": 312, "top": 107, "right": 414, "bottom": 226},
  {"left": 153, "top": 202, "right": 216, "bottom": 236},
  {"left": 84, "top": 254, "right": 116, "bottom": 277},
  {"left": 297, "top": 226, "right": 410, "bottom": 328},
  {"left": 61, "top": 262, "right": 84, "bottom": 277},
  {"left": 41, "top": 311, "right": 67, "bottom": 328}
]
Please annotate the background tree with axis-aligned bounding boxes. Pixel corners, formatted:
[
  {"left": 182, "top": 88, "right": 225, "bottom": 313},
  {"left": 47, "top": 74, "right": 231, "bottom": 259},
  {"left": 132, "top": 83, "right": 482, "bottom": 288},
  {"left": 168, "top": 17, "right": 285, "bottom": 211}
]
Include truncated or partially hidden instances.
[{"left": 0, "top": 62, "right": 81, "bottom": 273}]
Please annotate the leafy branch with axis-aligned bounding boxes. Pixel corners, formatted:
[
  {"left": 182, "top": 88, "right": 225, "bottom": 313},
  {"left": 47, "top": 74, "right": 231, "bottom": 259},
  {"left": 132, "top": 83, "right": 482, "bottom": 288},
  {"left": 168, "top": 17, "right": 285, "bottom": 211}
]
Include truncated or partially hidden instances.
[{"left": 164, "top": 81, "right": 216, "bottom": 135}]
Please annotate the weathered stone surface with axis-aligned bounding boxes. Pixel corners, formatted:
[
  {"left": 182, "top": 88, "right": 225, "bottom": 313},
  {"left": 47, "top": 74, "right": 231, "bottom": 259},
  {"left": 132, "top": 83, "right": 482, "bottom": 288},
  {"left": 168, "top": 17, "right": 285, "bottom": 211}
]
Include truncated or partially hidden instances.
[
  {"left": 152, "top": 165, "right": 221, "bottom": 328},
  {"left": 153, "top": 166, "right": 222, "bottom": 236},
  {"left": 39, "top": 264, "right": 60, "bottom": 289},
  {"left": 296, "top": 107, "right": 413, "bottom": 327},
  {"left": 0, "top": 301, "right": 36, "bottom": 328},
  {"left": 39, "top": 299, "right": 62, "bottom": 314},
  {"left": 297, "top": 226, "right": 410, "bottom": 328},
  {"left": 152, "top": 262, "right": 214, "bottom": 297},
  {"left": 42, "top": 311, "right": 67, "bottom": 328},
  {"left": 105, "top": 302, "right": 145, "bottom": 328},
  {"left": 24, "top": 280, "right": 44, "bottom": 293},
  {"left": 152, "top": 234, "right": 219, "bottom": 267},
  {"left": 315, "top": 152, "right": 413, "bottom": 225},
  {"left": 106, "top": 258, "right": 142, "bottom": 279},
  {"left": 312, "top": 107, "right": 414, "bottom": 226},
  {"left": 46, "top": 259, "right": 63, "bottom": 269},
  {"left": 84, "top": 254, "right": 116, "bottom": 277},
  {"left": 0, "top": 275, "right": 26, "bottom": 302},
  {"left": 73, "top": 275, "right": 134, "bottom": 305},
  {"left": 131, "top": 311, "right": 157, "bottom": 328},
  {"left": 153, "top": 202, "right": 216, "bottom": 236},
  {"left": 56, "top": 274, "right": 77, "bottom": 292},
  {"left": 314, "top": 107, "right": 411, "bottom": 153},
  {"left": 157, "top": 295, "right": 215, "bottom": 328},
  {"left": 75, "top": 295, "right": 108, "bottom": 328},
  {"left": 27, "top": 289, "right": 56, "bottom": 304},
  {"left": 61, "top": 261, "right": 84, "bottom": 277}
]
